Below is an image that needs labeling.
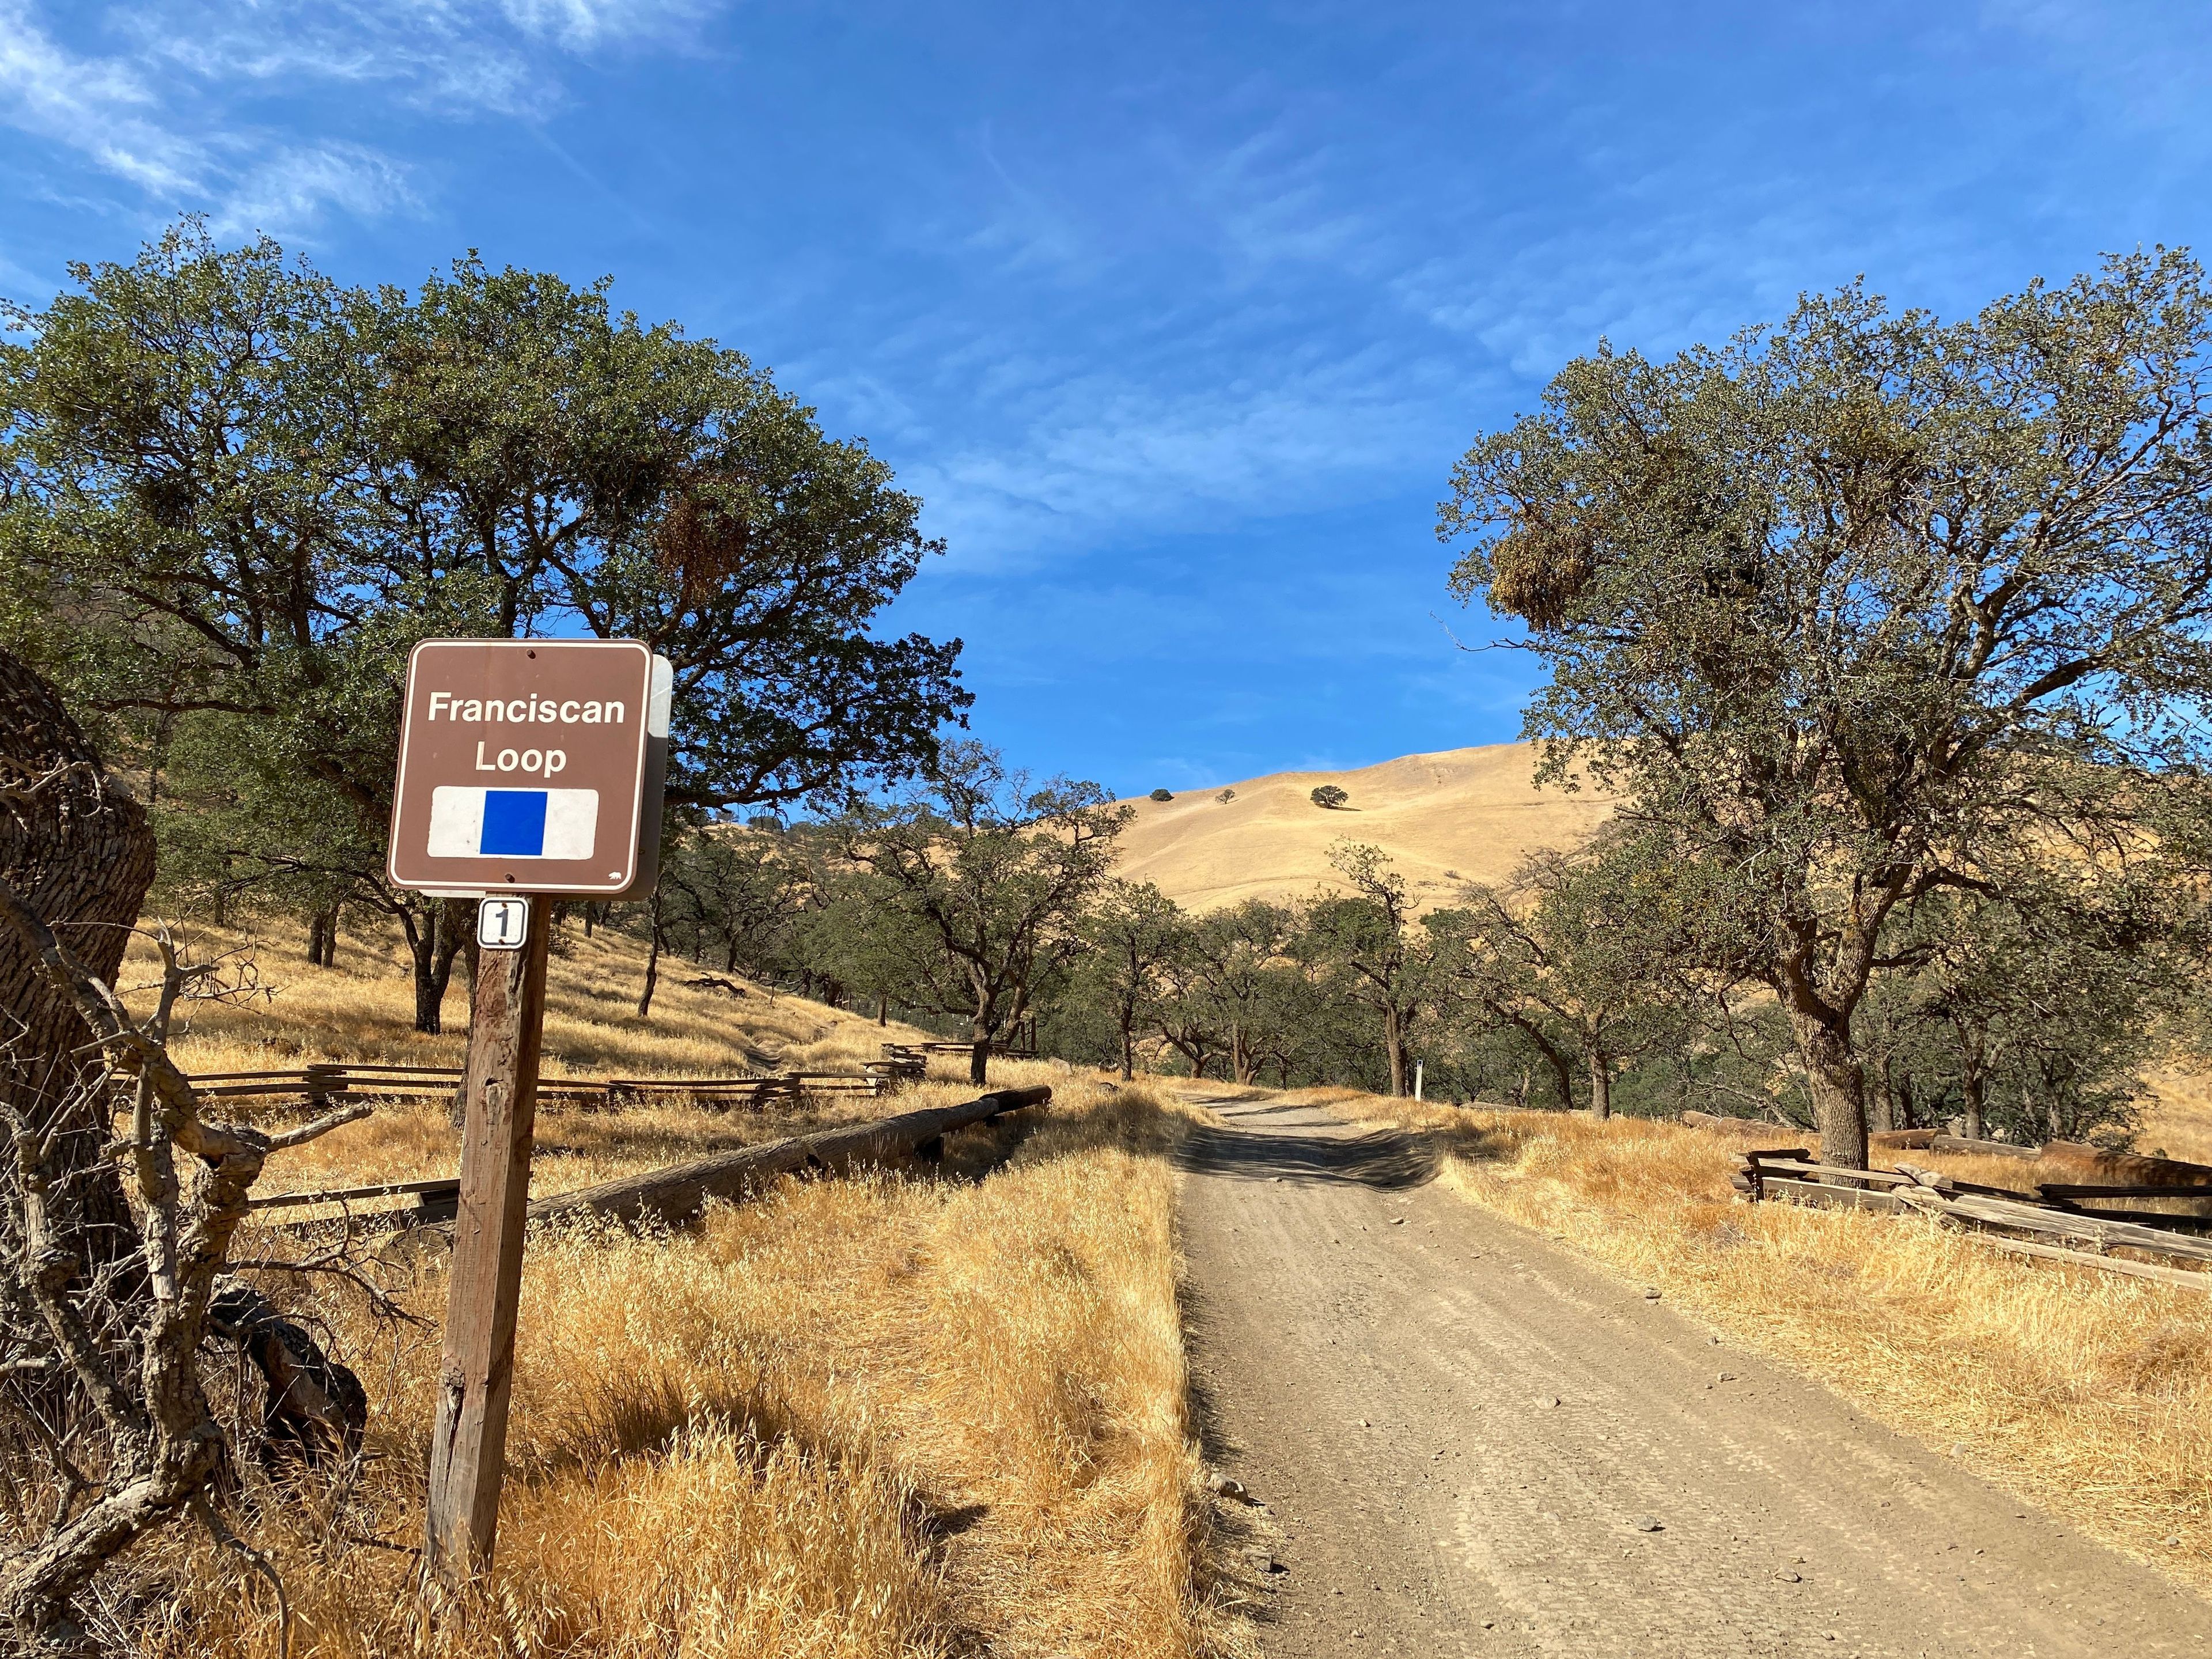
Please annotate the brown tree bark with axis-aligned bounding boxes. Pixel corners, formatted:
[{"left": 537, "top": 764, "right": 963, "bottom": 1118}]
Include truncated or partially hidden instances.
[
  {"left": 1382, "top": 1006, "right": 1408, "bottom": 1097},
  {"left": 1783, "top": 1001, "right": 1871, "bottom": 1171},
  {"left": 1587, "top": 1047, "right": 1612, "bottom": 1122},
  {"left": 637, "top": 886, "right": 664, "bottom": 1018},
  {"left": 0, "top": 651, "right": 155, "bottom": 1259}
]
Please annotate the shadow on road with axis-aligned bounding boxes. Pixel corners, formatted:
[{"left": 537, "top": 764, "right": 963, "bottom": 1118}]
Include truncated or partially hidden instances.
[{"left": 1177, "top": 1110, "right": 1441, "bottom": 1190}]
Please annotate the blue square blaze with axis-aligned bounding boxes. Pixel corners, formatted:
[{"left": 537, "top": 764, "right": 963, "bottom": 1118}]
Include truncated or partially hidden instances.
[{"left": 479, "top": 790, "right": 548, "bottom": 857}]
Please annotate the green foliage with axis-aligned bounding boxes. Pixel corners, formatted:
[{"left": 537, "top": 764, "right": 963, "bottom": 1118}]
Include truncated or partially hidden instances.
[
  {"left": 1294, "top": 842, "right": 1448, "bottom": 1096},
  {"left": 1441, "top": 252, "right": 2212, "bottom": 1162},
  {"left": 1429, "top": 826, "right": 1694, "bottom": 1118},
  {"left": 835, "top": 743, "right": 1131, "bottom": 1079},
  {"left": 1309, "top": 785, "right": 1347, "bottom": 810},
  {"left": 1077, "top": 880, "right": 1184, "bottom": 1078},
  {"left": 0, "top": 220, "right": 967, "bottom": 1028},
  {"left": 1148, "top": 788, "right": 1173, "bottom": 802}
]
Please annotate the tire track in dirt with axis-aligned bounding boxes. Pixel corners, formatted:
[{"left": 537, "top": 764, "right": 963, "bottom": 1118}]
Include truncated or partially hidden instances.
[{"left": 1177, "top": 1091, "right": 2212, "bottom": 1657}]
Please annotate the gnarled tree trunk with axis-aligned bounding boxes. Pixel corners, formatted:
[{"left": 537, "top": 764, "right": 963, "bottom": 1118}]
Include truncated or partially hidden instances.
[{"left": 0, "top": 651, "right": 156, "bottom": 1260}]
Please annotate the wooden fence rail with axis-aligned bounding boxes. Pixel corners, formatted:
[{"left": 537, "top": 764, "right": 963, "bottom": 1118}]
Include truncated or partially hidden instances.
[
  {"left": 195, "top": 1061, "right": 902, "bottom": 1112},
  {"left": 248, "top": 1084, "right": 1052, "bottom": 1235},
  {"left": 1733, "top": 1145, "right": 2212, "bottom": 1290}
]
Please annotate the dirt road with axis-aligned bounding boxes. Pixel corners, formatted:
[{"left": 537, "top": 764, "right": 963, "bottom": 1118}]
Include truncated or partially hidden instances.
[{"left": 1177, "top": 1092, "right": 2212, "bottom": 1657}]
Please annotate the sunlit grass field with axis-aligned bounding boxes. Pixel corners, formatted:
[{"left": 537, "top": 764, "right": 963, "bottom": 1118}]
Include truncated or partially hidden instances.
[{"left": 106, "top": 911, "right": 1252, "bottom": 1659}]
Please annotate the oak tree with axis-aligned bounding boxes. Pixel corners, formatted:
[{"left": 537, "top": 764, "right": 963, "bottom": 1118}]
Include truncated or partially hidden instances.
[{"left": 1444, "top": 254, "right": 2212, "bottom": 1165}]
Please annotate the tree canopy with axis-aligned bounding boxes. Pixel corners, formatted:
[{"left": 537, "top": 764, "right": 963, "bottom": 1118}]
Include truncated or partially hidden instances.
[
  {"left": 1441, "top": 252, "right": 2212, "bottom": 1165},
  {"left": 0, "top": 221, "right": 968, "bottom": 1027}
]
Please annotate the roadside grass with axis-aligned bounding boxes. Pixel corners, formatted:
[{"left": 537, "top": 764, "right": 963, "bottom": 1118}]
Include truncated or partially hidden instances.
[
  {"left": 101, "top": 914, "right": 1252, "bottom": 1659},
  {"left": 1275, "top": 1086, "right": 2212, "bottom": 1595}
]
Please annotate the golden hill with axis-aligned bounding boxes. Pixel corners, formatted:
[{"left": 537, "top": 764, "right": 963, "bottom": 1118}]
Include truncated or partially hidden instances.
[{"left": 1112, "top": 743, "right": 1609, "bottom": 912}]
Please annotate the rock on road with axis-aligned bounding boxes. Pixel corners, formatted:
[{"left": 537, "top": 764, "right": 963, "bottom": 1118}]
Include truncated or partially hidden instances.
[{"left": 1175, "top": 1091, "right": 2212, "bottom": 1658}]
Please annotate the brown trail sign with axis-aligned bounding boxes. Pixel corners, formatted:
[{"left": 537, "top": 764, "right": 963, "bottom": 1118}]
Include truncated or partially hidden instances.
[
  {"left": 391, "top": 639, "right": 669, "bottom": 897},
  {"left": 389, "top": 639, "right": 671, "bottom": 1586}
]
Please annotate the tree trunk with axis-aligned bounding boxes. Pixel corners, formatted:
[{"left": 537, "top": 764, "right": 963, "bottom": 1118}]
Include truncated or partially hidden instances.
[
  {"left": 1587, "top": 1047, "right": 1612, "bottom": 1122},
  {"left": 1868, "top": 1055, "right": 1897, "bottom": 1135},
  {"left": 1785, "top": 1001, "right": 1870, "bottom": 1170},
  {"left": 1232, "top": 1021, "right": 1256, "bottom": 1085},
  {"left": 877, "top": 995, "right": 888, "bottom": 1027},
  {"left": 1382, "top": 1006, "right": 1407, "bottom": 1097},
  {"left": 636, "top": 886, "right": 667, "bottom": 1018},
  {"left": 0, "top": 651, "right": 155, "bottom": 1264},
  {"left": 408, "top": 900, "right": 469, "bottom": 1035},
  {"left": 1119, "top": 1014, "right": 1135, "bottom": 1082},
  {"left": 968, "top": 1013, "right": 991, "bottom": 1086},
  {"left": 1956, "top": 1023, "right": 1988, "bottom": 1142}
]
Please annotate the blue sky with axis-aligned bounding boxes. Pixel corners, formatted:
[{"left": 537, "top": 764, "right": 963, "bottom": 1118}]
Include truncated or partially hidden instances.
[{"left": 4, "top": 2, "right": 2210, "bottom": 795}]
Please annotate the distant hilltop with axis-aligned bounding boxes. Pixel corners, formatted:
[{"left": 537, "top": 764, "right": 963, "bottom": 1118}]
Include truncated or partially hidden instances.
[{"left": 1111, "top": 743, "right": 1611, "bottom": 913}]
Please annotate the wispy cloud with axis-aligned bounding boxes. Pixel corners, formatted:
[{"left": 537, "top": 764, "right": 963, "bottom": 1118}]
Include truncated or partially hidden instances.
[
  {"left": 0, "top": 0, "right": 722, "bottom": 233},
  {"left": 211, "top": 142, "right": 416, "bottom": 235},
  {"left": 0, "top": 0, "right": 200, "bottom": 192},
  {"left": 900, "top": 350, "right": 1450, "bottom": 569}
]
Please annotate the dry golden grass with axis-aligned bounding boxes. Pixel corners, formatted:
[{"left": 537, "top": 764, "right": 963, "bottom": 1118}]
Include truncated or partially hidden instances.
[
  {"left": 1111, "top": 743, "right": 1609, "bottom": 913},
  {"left": 1298, "top": 1088, "right": 2212, "bottom": 1593},
  {"left": 96, "top": 914, "right": 1252, "bottom": 1659},
  {"left": 2142, "top": 1065, "right": 2212, "bottom": 1166},
  {"left": 122, "top": 907, "right": 926, "bottom": 1082}
]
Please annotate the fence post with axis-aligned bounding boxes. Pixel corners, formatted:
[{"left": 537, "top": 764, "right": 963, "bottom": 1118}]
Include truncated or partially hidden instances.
[{"left": 425, "top": 897, "right": 549, "bottom": 1586}]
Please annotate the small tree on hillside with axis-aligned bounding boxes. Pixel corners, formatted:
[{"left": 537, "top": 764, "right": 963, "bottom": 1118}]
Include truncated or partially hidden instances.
[
  {"left": 1443, "top": 253, "right": 2212, "bottom": 1166},
  {"left": 1148, "top": 788, "right": 1174, "bottom": 802},
  {"left": 839, "top": 743, "right": 1131, "bottom": 1084},
  {"left": 1297, "top": 842, "right": 1442, "bottom": 1096},
  {"left": 1430, "top": 829, "right": 1687, "bottom": 1119},
  {"left": 1309, "top": 785, "right": 1348, "bottom": 810},
  {"left": 1187, "top": 899, "right": 1302, "bottom": 1085},
  {"left": 1080, "top": 880, "right": 1184, "bottom": 1080}
]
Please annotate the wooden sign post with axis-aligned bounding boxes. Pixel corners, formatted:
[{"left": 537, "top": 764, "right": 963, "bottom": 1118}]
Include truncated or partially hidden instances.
[
  {"left": 425, "top": 897, "right": 548, "bottom": 1581},
  {"left": 387, "top": 639, "right": 671, "bottom": 1588}
]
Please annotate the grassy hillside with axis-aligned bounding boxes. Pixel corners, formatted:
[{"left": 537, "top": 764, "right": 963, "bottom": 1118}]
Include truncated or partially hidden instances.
[{"left": 1112, "top": 742, "right": 1609, "bottom": 911}]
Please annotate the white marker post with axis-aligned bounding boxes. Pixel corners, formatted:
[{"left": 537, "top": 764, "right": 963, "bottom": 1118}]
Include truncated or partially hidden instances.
[{"left": 388, "top": 641, "right": 669, "bottom": 1587}]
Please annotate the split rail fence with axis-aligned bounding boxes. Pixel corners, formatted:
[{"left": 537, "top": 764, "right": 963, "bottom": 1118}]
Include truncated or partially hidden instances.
[
  {"left": 245, "top": 1082, "right": 1053, "bottom": 1234},
  {"left": 195, "top": 1042, "right": 957, "bottom": 1115},
  {"left": 1731, "top": 1138, "right": 2212, "bottom": 1290}
]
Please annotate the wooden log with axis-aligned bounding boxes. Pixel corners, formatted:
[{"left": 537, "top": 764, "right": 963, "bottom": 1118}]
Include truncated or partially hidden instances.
[
  {"left": 314, "top": 1063, "right": 464, "bottom": 1077},
  {"left": 1745, "top": 1158, "right": 1917, "bottom": 1188},
  {"left": 1682, "top": 1110, "right": 1814, "bottom": 1139},
  {"left": 1870, "top": 1128, "right": 1938, "bottom": 1150},
  {"left": 525, "top": 1085, "right": 1052, "bottom": 1231},
  {"left": 1927, "top": 1134, "right": 2040, "bottom": 1161},
  {"left": 248, "top": 1176, "right": 460, "bottom": 1210},
  {"left": 2038, "top": 1142, "right": 2212, "bottom": 1189},
  {"left": 1938, "top": 1192, "right": 2212, "bottom": 1265},
  {"left": 1760, "top": 1177, "right": 1904, "bottom": 1214},
  {"left": 2036, "top": 1183, "right": 2212, "bottom": 1201},
  {"left": 1961, "top": 1232, "right": 2212, "bottom": 1292}
]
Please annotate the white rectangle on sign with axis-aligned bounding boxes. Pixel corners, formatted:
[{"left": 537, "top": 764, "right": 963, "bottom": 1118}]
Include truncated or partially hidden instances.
[
  {"left": 478, "top": 897, "right": 530, "bottom": 949},
  {"left": 427, "top": 787, "right": 599, "bottom": 860}
]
